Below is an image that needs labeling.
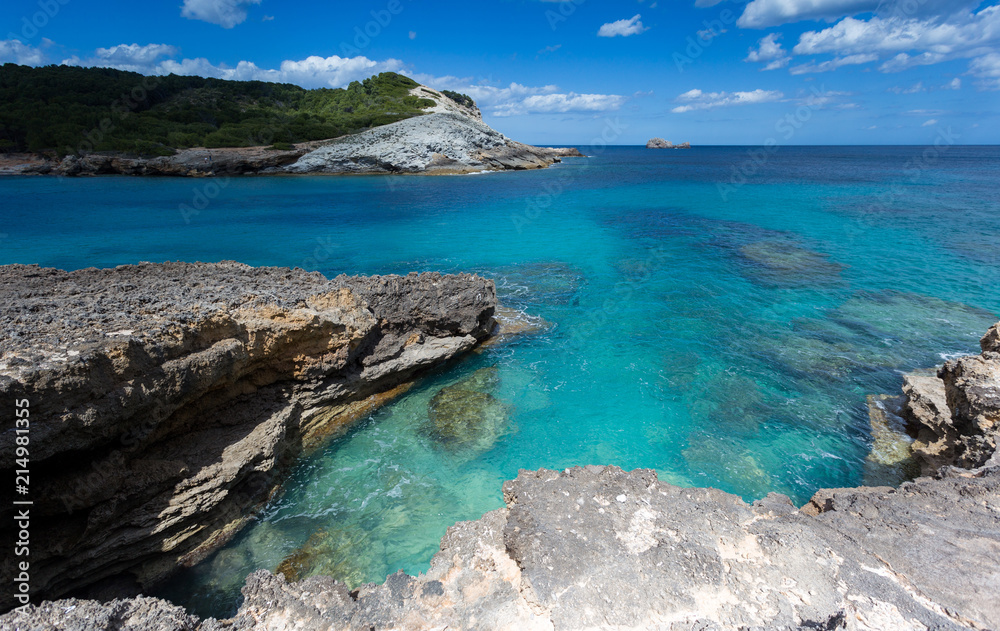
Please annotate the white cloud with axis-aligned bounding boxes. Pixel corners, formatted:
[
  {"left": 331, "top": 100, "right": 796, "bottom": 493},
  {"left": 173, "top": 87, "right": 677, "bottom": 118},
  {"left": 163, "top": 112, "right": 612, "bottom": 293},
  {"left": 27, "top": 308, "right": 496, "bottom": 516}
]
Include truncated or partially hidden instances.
[
  {"left": 789, "top": 52, "right": 878, "bottom": 74},
  {"left": 968, "top": 52, "right": 1000, "bottom": 89},
  {"left": 154, "top": 55, "right": 406, "bottom": 89},
  {"left": 922, "top": 119, "right": 938, "bottom": 126},
  {"left": 736, "top": 0, "right": 983, "bottom": 29},
  {"left": 0, "top": 39, "right": 46, "bottom": 66},
  {"left": 58, "top": 45, "right": 405, "bottom": 89},
  {"left": 745, "top": 33, "right": 791, "bottom": 70},
  {"left": 943, "top": 77, "right": 962, "bottom": 89},
  {"left": 671, "top": 88, "right": 783, "bottom": 113},
  {"left": 794, "top": 88, "right": 853, "bottom": 107},
  {"left": 887, "top": 81, "right": 925, "bottom": 94},
  {"left": 739, "top": 0, "right": 877, "bottom": 29},
  {"left": 62, "top": 43, "right": 179, "bottom": 73},
  {"left": 412, "top": 75, "right": 626, "bottom": 117},
  {"left": 181, "top": 0, "right": 262, "bottom": 29},
  {"left": 492, "top": 92, "right": 627, "bottom": 116},
  {"left": 598, "top": 14, "right": 649, "bottom": 37},
  {"left": 792, "top": 5, "right": 1000, "bottom": 71}
]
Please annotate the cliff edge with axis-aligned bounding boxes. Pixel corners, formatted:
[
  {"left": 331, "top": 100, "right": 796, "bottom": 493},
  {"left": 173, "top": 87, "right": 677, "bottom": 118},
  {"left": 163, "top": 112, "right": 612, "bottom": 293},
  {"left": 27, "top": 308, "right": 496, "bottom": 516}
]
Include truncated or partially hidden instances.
[{"left": 0, "top": 262, "right": 496, "bottom": 610}]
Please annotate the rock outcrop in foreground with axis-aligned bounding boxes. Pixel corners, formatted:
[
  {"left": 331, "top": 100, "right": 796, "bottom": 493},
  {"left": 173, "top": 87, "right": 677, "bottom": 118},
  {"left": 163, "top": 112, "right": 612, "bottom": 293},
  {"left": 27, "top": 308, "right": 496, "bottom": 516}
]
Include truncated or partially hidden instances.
[
  {"left": 0, "top": 262, "right": 496, "bottom": 610},
  {"left": 3, "top": 284, "right": 999, "bottom": 630}
]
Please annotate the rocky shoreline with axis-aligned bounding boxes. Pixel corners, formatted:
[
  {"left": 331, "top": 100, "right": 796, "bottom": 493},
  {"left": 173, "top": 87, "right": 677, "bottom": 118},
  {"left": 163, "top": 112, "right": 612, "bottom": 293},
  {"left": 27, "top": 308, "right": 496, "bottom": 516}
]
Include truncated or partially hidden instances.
[
  {"left": 0, "top": 262, "right": 496, "bottom": 611},
  {"left": 1, "top": 265, "right": 998, "bottom": 630},
  {"left": 0, "top": 89, "right": 584, "bottom": 178}
]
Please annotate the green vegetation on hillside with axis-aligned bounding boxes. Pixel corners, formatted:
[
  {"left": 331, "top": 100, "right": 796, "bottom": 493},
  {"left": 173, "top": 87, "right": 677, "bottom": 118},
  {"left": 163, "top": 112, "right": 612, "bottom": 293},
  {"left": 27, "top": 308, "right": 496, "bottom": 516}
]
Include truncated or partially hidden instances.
[
  {"left": 441, "top": 90, "right": 475, "bottom": 109},
  {"left": 0, "top": 65, "right": 444, "bottom": 156}
]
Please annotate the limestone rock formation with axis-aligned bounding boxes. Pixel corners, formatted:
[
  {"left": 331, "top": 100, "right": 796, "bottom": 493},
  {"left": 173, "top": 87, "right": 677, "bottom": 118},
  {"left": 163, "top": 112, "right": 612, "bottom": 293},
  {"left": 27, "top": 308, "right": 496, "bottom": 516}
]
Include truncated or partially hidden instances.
[
  {"left": 900, "top": 325, "right": 1000, "bottom": 474},
  {"left": 7, "top": 461, "right": 999, "bottom": 630},
  {"left": 0, "top": 262, "right": 496, "bottom": 609},
  {"left": 646, "top": 138, "right": 691, "bottom": 149},
  {"left": 286, "top": 112, "right": 575, "bottom": 175}
]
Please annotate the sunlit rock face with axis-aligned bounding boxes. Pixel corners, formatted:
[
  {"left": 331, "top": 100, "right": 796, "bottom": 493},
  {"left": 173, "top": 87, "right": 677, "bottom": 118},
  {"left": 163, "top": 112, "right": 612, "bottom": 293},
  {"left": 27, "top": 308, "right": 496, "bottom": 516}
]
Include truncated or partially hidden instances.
[{"left": 0, "top": 262, "right": 496, "bottom": 609}]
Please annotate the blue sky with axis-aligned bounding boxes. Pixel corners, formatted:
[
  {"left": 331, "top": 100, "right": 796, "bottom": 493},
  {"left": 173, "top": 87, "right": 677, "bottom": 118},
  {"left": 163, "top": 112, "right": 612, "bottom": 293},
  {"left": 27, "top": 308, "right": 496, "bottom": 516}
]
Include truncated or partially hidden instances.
[{"left": 2, "top": 0, "right": 998, "bottom": 144}]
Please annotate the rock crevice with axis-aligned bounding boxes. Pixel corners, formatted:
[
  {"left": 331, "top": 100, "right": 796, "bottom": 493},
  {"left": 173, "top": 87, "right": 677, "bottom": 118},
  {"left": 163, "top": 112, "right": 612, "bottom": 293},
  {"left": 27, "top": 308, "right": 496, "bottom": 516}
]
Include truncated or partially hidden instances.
[{"left": 0, "top": 262, "right": 496, "bottom": 609}]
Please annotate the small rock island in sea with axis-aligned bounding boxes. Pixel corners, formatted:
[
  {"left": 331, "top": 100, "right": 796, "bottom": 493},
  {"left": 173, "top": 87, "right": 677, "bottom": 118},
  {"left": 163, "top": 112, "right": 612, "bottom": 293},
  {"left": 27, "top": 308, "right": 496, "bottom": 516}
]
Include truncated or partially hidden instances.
[{"left": 646, "top": 137, "right": 691, "bottom": 149}]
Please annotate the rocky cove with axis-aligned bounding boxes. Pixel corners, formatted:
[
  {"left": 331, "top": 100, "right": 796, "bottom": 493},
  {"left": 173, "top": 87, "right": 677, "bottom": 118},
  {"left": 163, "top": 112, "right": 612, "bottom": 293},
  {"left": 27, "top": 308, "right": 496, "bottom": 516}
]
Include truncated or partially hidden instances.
[{"left": 0, "top": 262, "right": 998, "bottom": 630}]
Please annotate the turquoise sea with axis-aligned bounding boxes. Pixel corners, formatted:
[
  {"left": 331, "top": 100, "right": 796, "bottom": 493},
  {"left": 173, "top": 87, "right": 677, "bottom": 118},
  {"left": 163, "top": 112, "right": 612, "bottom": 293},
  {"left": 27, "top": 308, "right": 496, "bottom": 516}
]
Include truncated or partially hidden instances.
[{"left": 3, "top": 146, "right": 1000, "bottom": 617}]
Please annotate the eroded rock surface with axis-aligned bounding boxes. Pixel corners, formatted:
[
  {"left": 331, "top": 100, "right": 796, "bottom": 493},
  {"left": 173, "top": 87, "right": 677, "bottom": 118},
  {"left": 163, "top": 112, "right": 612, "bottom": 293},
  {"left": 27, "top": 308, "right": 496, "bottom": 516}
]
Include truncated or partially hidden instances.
[
  {"left": 901, "top": 324, "right": 1000, "bottom": 474},
  {"left": 0, "top": 262, "right": 496, "bottom": 609},
  {"left": 7, "top": 462, "right": 999, "bottom": 631},
  {"left": 287, "top": 113, "right": 576, "bottom": 175}
]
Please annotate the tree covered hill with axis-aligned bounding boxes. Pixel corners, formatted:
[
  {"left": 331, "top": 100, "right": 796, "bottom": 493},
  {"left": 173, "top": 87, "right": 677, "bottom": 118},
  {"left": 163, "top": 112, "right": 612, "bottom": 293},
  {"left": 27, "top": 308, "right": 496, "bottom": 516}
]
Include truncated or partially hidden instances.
[{"left": 0, "top": 64, "right": 471, "bottom": 156}]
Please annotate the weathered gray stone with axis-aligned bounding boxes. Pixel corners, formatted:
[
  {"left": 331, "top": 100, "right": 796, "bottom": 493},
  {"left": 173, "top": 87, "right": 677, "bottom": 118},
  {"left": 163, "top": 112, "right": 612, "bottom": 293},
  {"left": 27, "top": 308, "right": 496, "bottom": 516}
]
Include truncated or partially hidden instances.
[
  {"left": 900, "top": 324, "right": 1000, "bottom": 473},
  {"left": 0, "top": 262, "right": 496, "bottom": 609},
  {"left": 287, "top": 112, "right": 572, "bottom": 175}
]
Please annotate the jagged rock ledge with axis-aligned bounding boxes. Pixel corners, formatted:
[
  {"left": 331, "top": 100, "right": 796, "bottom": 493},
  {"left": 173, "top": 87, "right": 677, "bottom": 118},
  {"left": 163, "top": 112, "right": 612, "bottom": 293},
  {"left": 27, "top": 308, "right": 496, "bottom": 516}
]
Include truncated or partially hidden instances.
[
  {"left": 3, "top": 303, "right": 999, "bottom": 629},
  {"left": 0, "top": 262, "right": 496, "bottom": 611}
]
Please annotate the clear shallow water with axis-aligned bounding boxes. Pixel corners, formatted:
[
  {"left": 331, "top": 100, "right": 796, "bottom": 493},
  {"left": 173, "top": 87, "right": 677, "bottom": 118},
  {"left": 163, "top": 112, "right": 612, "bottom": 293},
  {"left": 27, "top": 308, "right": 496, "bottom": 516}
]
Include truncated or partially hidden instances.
[{"left": 3, "top": 146, "right": 1000, "bottom": 617}]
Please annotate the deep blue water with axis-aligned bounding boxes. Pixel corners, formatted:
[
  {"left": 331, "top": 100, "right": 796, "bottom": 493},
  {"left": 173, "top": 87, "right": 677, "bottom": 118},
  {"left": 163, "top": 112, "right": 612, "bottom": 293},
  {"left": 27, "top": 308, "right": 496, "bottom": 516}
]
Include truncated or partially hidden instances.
[{"left": 3, "top": 146, "right": 999, "bottom": 617}]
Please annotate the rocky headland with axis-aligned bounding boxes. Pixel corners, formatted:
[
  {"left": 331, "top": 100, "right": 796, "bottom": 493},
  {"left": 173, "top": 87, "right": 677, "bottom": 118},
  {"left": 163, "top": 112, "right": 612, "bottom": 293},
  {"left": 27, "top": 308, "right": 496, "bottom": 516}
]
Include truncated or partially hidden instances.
[
  {"left": 1, "top": 85, "right": 583, "bottom": 178},
  {"left": 0, "top": 262, "right": 496, "bottom": 611},
  {"left": 285, "top": 112, "right": 581, "bottom": 175},
  {"left": 2, "top": 265, "right": 999, "bottom": 630}
]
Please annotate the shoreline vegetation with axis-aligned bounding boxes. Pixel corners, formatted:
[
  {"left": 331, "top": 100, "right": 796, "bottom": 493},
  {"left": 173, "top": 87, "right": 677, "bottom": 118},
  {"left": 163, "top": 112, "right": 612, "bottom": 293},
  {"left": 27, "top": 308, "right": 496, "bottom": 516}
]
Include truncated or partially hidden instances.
[
  {"left": 0, "top": 65, "right": 582, "bottom": 177},
  {"left": 0, "top": 262, "right": 997, "bottom": 629}
]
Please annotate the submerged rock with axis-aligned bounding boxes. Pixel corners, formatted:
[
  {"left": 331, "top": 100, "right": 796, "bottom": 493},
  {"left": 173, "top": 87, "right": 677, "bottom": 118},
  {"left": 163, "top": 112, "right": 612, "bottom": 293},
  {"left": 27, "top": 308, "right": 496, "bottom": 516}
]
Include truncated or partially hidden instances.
[
  {"left": 864, "top": 394, "right": 920, "bottom": 486},
  {"left": 491, "top": 261, "right": 585, "bottom": 306},
  {"left": 425, "top": 368, "right": 510, "bottom": 455},
  {"left": 481, "top": 305, "right": 553, "bottom": 346},
  {"left": 276, "top": 526, "right": 383, "bottom": 589},
  {"left": 737, "top": 239, "right": 844, "bottom": 286}
]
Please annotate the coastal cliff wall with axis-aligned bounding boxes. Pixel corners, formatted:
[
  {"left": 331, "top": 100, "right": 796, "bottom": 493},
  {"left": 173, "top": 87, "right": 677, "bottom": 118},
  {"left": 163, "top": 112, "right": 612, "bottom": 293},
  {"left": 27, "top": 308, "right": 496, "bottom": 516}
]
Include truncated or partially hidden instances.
[
  {"left": 2, "top": 271, "right": 998, "bottom": 630},
  {"left": 0, "top": 262, "right": 497, "bottom": 610}
]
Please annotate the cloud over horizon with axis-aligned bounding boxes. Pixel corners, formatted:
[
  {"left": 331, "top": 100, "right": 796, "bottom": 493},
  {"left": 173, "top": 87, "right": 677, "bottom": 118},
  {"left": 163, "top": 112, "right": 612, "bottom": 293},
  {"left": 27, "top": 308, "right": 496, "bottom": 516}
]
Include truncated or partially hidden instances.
[{"left": 671, "top": 88, "right": 784, "bottom": 113}]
